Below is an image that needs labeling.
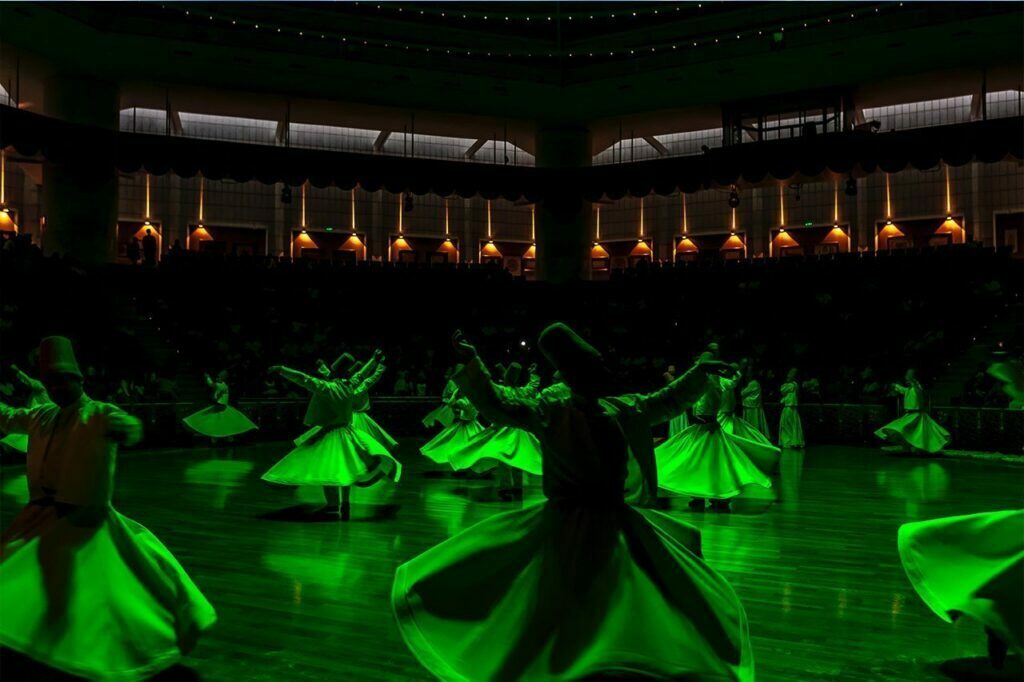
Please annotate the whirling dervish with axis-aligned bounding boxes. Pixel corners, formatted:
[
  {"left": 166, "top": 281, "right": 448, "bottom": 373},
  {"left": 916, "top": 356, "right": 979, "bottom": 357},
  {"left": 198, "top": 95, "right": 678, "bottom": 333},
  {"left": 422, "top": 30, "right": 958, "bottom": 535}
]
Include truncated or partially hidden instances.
[
  {"left": 718, "top": 362, "right": 774, "bottom": 445},
  {"left": 0, "top": 337, "right": 216, "bottom": 680},
  {"left": 444, "top": 361, "right": 544, "bottom": 499},
  {"left": 875, "top": 368, "right": 950, "bottom": 454},
  {"left": 348, "top": 353, "right": 399, "bottom": 453},
  {"left": 656, "top": 349, "right": 780, "bottom": 511},
  {"left": 392, "top": 325, "right": 754, "bottom": 682},
  {"left": 739, "top": 360, "right": 769, "bottom": 438},
  {"left": 422, "top": 371, "right": 459, "bottom": 432},
  {"left": 0, "top": 363, "right": 51, "bottom": 454},
  {"left": 182, "top": 370, "right": 258, "bottom": 440},
  {"left": 778, "top": 368, "right": 805, "bottom": 449},
  {"left": 419, "top": 364, "right": 485, "bottom": 466},
  {"left": 261, "top": 350, "right": 400, "bottom": 520}
]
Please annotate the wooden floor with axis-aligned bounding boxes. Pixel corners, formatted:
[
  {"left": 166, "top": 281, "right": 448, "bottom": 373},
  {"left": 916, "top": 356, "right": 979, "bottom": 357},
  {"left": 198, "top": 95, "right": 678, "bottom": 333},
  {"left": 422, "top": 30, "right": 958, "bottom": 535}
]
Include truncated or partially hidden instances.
[{"left": 1, "top": 440, "right": 1022, "bottom": 682}]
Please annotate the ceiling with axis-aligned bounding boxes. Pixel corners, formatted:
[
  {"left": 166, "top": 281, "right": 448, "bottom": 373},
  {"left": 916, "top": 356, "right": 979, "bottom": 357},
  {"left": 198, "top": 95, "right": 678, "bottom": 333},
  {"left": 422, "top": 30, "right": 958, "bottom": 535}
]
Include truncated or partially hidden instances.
[{"left": 1, "top": 2, "right": 1021, "bottom": 139}]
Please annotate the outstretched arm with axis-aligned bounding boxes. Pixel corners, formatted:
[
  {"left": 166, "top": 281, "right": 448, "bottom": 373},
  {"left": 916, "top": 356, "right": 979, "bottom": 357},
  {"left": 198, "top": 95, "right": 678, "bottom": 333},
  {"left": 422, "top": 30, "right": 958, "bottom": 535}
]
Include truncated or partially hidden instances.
[
  {"left": 450, "top": 331, "right": 541, "bottom": 431},
  {"left": 269, "top": 365, "right": 326, "bottom": 393},
  {"left": 357, "top": 361, "right": 386, "bottom": 393},
  {"left": 103, "top": 404, "right": 144, "bottom": 446},
  {"left": 350, "top": 349, "right": 384, "bottom": 386},
  {"left": 620, "top": 358, "right": 733, "bottom": 427},
  {"left": 0, "top": 402, "right": 35, "bottom": 435},
  {"left": 11, "top": 365, "right": 45, "bottom": 394}
]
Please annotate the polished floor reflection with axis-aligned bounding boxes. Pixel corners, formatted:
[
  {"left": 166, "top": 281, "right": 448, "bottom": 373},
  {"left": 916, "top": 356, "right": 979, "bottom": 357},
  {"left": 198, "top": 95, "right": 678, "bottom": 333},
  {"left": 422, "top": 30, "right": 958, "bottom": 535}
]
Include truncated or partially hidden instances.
[{"left": 1, "top": 442, "right": 1021, "bottom": 681}]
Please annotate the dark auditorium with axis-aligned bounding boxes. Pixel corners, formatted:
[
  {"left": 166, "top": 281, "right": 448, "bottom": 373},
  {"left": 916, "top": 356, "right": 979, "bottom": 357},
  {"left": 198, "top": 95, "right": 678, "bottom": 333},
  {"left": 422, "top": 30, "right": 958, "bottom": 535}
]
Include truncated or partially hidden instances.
[{"left": 0, "top": 3, "right": 1021, "bottom": 681}]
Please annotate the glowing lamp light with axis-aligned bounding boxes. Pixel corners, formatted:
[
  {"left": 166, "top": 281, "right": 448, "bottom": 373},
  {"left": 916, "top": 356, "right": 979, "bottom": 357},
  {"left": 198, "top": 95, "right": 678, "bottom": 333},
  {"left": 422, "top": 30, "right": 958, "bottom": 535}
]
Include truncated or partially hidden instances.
[
  {"left": 676, "top": 237, "right": 698, "bottom": 253},
  {"left": 630, "top": 240, "right": 652, "bottom": 257},
  {"left": 301, "top": 228, "right": 308, "bottom": 235},
  {"left": 779, "top": 228, "right": 786, "bottom": 233},
  {"left": 481, "top": 240, "right": 502, "bottom": 257},
  {"left": 1, "top": 206, "right": 10, "bottom": 214}
]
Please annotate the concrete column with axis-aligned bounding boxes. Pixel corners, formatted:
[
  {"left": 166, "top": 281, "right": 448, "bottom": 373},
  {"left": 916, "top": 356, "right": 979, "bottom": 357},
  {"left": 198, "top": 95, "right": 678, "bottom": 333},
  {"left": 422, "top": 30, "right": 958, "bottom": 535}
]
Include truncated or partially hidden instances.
[
  {"left": 535, "top": 125, "right": 592, "bottom": 282},
  {"left": 40, "top": 74, "right": 120, "bottom": 263}
]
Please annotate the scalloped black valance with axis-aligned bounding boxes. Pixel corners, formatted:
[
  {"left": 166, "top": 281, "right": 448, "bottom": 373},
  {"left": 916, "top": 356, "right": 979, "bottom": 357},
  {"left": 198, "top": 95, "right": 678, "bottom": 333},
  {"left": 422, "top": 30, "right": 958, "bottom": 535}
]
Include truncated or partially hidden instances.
[{"left": 2, "top": 105, "right": 1020, "bottom": 202}]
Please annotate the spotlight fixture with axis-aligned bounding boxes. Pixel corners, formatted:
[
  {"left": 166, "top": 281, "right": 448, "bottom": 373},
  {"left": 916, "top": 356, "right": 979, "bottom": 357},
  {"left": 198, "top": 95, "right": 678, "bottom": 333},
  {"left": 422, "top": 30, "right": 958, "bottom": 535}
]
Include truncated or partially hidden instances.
[
  {"left": 301, "top": 228, "right": 308, "bottom": 234},
  {"left": 845, "top": 176, "right": 857, "bottom": 197},
  {"left": 728, "top": 187, "right": 740, "bottom": 208},
  {"left": 0, "top": 206, "right": 8, "bottom": 214},
  {"left": 280, "top": 186, "right": 292, "bottom": 204},
  {"left": 404, "top": 193, "right": 414, "bottom": 213}
]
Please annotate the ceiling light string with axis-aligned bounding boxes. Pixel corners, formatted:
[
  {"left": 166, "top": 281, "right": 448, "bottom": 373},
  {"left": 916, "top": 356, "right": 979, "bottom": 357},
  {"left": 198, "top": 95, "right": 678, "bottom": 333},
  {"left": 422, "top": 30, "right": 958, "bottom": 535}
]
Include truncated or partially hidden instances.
[{"left": 163, "top": 3, "right": 896, "bottom": 60}]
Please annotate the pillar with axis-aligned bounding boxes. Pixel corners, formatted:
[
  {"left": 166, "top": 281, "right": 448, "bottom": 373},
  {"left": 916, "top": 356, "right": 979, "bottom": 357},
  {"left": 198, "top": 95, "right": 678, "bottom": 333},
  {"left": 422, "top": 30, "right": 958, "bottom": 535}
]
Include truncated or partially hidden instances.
[
  {"left": 41, "top": 74, "right": 120, "bottom": 264},
  {"left": 535, "top": 125, "right": 592, "bottom": 283}
]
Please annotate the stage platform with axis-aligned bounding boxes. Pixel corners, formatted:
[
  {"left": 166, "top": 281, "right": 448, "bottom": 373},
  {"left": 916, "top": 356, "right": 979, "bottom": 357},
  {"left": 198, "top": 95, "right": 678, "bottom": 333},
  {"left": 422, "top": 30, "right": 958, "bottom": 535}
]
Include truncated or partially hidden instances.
[{"left": 1, "top": 441, "right": 1021, "bottom": 681}]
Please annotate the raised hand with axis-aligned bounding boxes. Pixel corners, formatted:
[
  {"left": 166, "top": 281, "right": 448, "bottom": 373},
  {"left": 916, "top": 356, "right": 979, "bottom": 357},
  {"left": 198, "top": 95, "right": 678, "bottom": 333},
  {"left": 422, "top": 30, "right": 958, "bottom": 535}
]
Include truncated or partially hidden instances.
[{"left": 452, "top": 330, "right": 478, "bottom": 361}]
